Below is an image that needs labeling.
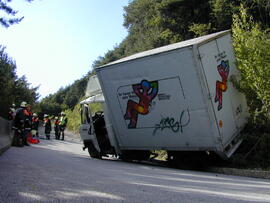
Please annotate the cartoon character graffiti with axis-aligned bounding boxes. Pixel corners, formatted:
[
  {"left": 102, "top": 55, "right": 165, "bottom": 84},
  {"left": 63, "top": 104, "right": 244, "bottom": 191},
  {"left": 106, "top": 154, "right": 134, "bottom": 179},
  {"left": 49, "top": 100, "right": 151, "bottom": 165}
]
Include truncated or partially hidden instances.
[
  {"left": 215, "top": 60, "right": 230, "bottom": 111},
  {"left": 124, "top": 80, "right": 158, "bottom": 128}
]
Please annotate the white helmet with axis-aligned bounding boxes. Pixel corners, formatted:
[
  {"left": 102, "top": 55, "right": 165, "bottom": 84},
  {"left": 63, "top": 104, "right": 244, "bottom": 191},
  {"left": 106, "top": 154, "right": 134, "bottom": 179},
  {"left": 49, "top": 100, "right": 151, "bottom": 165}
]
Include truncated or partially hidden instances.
[
  {"left": 33, "top": 113, "right": 38, "bottom": 117},
  {"left": 61, "top": 112, "right": 66, "bottom": 116},
  {"left": 20, "top": 101, "right": 27, "bottom": 108},
  {"left": 44, "top": 114, "right": 49, "bottom": 118}
]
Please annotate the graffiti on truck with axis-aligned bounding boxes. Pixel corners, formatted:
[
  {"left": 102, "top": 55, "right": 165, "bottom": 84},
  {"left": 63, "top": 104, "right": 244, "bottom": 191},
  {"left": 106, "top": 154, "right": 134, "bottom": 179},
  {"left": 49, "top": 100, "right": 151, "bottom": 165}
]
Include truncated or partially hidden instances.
[
  {"left": 153, "top": 109, "right": 190, "bottom": 135},
  {"left": 215, "top": 60, "right": 230, "bottom": 111},
  {"left": 124, "top": 79, "right": 159, "bottom": 128}
]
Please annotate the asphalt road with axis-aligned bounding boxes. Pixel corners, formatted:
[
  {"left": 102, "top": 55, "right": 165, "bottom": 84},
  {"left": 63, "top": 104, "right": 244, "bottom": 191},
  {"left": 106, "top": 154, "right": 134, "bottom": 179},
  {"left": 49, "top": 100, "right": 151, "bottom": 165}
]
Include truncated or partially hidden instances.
[{"left": 1, "top": 132, "right": 270, "bottom": 203}]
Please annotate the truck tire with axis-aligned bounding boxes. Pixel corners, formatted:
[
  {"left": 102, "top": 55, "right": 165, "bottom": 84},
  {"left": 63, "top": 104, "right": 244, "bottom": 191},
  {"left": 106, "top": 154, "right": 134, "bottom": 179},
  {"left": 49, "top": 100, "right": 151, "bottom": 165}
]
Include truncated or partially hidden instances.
[
  {"left": 88, "top": 148, "right": 101, "bottom": 159},
  {"left": 86, "top": 142, "right": 101, "bottom": 159}
]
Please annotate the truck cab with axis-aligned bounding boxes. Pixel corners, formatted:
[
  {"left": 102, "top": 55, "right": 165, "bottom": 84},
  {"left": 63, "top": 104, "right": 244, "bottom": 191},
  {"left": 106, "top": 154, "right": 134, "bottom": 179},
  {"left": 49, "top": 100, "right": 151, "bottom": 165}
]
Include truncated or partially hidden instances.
[{"left": 79, "top": 75, "right": 115, "bottom": 158}]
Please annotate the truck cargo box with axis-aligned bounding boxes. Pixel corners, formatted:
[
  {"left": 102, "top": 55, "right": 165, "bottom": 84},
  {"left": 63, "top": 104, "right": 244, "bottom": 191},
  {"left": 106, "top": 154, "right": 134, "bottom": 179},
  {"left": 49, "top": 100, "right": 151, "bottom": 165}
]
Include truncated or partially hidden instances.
[{"left": 94, "top": 30, "right": 248, "bottom": 158}]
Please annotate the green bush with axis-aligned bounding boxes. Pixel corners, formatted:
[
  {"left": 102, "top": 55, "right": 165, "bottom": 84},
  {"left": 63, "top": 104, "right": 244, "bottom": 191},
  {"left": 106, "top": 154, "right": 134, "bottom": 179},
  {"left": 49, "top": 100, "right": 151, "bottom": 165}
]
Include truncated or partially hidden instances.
[
  {"left": 230, "top": 6, "right": 270, "bottom": 169},
  {"left": 65, "top": 102, "right": 103, "bottom": 134},
  {"left": 65, "top": 103, "right": 81, "bottom": 134},
  {"left": 231, "top": 131, "right": 270, "bottom": 169},
  {"left": 232, "top": 5, "right": 270, "bottom": 126}
]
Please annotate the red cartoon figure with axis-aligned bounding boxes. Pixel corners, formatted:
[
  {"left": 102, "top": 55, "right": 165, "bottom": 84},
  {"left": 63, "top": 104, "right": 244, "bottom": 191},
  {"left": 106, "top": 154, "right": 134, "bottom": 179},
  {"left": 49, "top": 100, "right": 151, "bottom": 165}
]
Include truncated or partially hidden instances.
[
  {"left": 124, "top": 80, "right": 158, "bottom": 128},
  {"left": 215, "top": 60, "right": 230, "bottom": 111}
]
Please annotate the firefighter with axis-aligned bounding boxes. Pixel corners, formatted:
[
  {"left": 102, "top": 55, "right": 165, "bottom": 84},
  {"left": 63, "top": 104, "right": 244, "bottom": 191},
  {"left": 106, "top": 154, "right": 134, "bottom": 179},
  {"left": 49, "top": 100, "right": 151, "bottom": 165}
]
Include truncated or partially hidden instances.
[
  {"left": 13, "top": 101, "right": 30, "bottom": 146},
  {"left": 43, "top": 114, "right": 52, "bottom": 140},
  {"left": 32, "top": 113, "right": 39, "bottom": 138},
  {"left": 54, "top": 116, "right": 60, "bottom": 140},
  {"left": 24, "top": 104, "right": 33, "bottom": 144},
  {"left": 59, "top": 112, "right": 68, "bottom": 141},
  {"left": 24, "top": 104, "right": 33, "bottom": 132}
]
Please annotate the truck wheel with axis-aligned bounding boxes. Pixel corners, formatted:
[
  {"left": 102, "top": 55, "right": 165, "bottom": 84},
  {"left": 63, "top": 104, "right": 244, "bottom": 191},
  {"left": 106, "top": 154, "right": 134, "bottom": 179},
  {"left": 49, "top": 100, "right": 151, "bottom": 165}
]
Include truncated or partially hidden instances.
[
  {"left": 85, "top": 141, "right": 101, "bottom": 159},
  {"left": 88, "top": 147, "right": 101, "bottom": 159}
]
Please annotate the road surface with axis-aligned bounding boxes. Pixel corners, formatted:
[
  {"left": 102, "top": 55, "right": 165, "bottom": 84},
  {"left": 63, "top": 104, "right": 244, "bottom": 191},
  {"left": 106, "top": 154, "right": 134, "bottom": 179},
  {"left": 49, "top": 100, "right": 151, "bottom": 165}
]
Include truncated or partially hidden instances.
[{"left": 0, "top": 132, "right": 270, "bottom": 202}]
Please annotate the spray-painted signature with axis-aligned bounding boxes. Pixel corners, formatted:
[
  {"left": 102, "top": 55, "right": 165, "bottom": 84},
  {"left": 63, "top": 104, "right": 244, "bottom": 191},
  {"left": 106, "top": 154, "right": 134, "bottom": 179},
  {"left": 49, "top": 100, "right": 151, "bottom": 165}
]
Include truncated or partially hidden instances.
[{"left": 153, "top": 109, "right": 190, "bottom": 135}]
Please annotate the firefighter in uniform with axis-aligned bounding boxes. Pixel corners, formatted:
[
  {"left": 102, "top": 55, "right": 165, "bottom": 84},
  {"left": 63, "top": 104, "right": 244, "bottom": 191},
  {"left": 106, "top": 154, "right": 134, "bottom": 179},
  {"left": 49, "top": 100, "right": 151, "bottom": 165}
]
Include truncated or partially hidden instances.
[
  {"left": 13, "top": 101, "right": 30, "bottom": 146},
  {"left": 59, "top": 112, "right": 68, "bottom": 141},
  {"left": 32, "top": 113, "right": 39, "bottom": 138},
  {"left": 43, "top": 114, "right": 52, "bottom": 140},
  {"left": 54, "top": 117, "right": 60, "bottom": 140}
]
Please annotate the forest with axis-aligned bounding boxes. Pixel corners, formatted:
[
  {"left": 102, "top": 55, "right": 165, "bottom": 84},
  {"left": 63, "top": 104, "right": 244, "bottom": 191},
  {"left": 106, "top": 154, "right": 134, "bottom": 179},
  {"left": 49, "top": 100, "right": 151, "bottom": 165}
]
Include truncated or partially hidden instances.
[{"left": 0, "top": 0, "right": 269, "bottom": 167}]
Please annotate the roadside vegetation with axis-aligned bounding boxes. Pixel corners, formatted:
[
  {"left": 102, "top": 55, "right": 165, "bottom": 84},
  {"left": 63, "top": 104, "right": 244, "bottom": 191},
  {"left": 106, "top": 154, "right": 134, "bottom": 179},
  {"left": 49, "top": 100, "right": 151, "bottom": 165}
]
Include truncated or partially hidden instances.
[
  {"left": 230, "top": 6, "right": 270, "bottom": 170},
  {"left": 1, "top": 0, "right": 269, "bottom": 169},
  {"left": 0, "top": 46, "right": 39, "bottom": 119}
]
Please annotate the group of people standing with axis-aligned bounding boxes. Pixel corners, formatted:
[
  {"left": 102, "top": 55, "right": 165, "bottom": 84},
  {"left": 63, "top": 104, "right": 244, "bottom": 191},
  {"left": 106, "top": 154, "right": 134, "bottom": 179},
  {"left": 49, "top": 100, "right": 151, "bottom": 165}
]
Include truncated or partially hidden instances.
[
  {"left": 9, "top": 101, "right": 68, "bottom": 146},
  {"left": 43, "top": 112, "right": 68, "bottom": 140}
]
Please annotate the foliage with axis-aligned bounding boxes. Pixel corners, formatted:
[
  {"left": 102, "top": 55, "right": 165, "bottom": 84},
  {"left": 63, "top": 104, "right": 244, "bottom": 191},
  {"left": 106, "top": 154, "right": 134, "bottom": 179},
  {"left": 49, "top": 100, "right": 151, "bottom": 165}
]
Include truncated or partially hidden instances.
[
  {"left": 232, "top": 5, "right": 270, "bottom": 125},
  {"left": 230, "top": 128, "right": 270, "bottom": 169},
  {"left": 0, "top": 0, "right": 33, "bottom": 28},
  {"left": 188, "top": 23, "right": 212, "bottom": 37},
  {"left": 0, "top": 46, "right": 39, "bottom": 118},
  {"left": 37, "top": 76, "right": 88, "bottom": 116},
  {"left": 64, "top": 102, "right": 102, "bottom": 133},
  {"left": 89, "top": 103, "right": 103, "bottom": 114},
  {"left": 209, "top": 0, "right": 235, "bottom": 31},
  {"left": 93, "top": 0, "right": 269, "bottom": 68},
  {"left": 65, "top": 103, "right": 81, "bottom": 134}
]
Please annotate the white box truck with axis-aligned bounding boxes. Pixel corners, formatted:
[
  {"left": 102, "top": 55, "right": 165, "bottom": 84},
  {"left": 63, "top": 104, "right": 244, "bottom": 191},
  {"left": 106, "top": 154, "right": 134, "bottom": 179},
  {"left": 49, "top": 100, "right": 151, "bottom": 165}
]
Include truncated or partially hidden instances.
[{"left": 79, "top": 30, "right": 249, "bottom": 162}]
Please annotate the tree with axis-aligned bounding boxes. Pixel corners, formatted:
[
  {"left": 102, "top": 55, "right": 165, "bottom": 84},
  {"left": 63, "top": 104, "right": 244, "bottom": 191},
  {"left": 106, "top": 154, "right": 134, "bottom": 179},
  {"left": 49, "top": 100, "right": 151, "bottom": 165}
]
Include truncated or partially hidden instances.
[
  {"left": 0, "top": 0, "right": 33, "bottom": 28},
  {"left": 0, "top": 46, "right": 39, "bottom": 118}
]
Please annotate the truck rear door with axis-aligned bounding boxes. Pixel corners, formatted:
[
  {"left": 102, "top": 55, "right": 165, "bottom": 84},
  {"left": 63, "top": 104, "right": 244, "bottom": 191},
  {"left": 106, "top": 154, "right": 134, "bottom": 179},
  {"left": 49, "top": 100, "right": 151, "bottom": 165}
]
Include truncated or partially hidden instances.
[{"left": 198, "top": 34, "right": 238, "bottom": 146}]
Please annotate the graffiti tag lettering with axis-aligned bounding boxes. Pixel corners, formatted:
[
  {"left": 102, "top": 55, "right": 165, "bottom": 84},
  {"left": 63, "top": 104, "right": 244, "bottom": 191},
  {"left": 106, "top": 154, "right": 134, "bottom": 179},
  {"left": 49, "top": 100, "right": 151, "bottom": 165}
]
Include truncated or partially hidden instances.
[{"left": 153, "top": 109, "right": 190, "bottom": 135}]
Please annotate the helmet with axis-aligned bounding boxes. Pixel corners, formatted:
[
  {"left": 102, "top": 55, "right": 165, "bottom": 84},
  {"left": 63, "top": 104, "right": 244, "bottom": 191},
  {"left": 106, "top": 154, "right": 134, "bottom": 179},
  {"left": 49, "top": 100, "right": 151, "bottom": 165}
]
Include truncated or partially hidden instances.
[
  {"left": 12, "top": 103, "right": 16, "bottom": 107},
  {"left": 44, "top": 114, "right": 48, "bottom": 118},
  {"left": 61, "top": 112, "right": 66, "bottom": 116},
  {"left": 20, "top": 101, "right": 27, "bottom": 108},
  {"left": 33, "top": 113, "right": 38, "bottom": 117},
  {"left": 55, "top": 116, "right": 58, "bottom": 119}
]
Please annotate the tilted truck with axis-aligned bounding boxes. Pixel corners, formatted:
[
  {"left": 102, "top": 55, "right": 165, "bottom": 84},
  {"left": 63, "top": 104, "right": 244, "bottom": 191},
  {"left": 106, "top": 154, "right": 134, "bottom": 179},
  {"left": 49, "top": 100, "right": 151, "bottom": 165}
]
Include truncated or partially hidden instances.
[{"left": 79, "top": 30, "right": 249, "bottom": 163}]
